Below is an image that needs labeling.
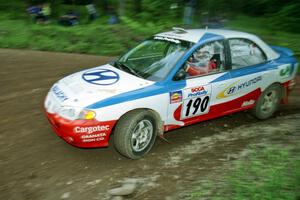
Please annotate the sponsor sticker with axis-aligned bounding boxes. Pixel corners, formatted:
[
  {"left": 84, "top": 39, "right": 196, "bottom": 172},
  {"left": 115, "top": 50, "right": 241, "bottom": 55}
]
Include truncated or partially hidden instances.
[
  {"left": 181, "top": 95, "right": 210, "bottom": 119},
  {"left": 181, "top": 84, "right": 212, "bottom": 119},
  {"left": 52, "top": 85, "right": 69, "bottom": 102},
  {"left": 170, "top": 91, "right": 183, "bottom": 104},
  {"left": 82, "top": 137, "right": 105, "bottom": 143},
  {"left": 187, "top": 86, "right": 208, "bottom": 98},
  {"left": 279, "top": 64, "right": 293, "bottom": 78},
  {"left": 74, "top": 125, "right": 110, "bottom": 134},
  {"left": 81, "top": 133, "right": 107, "bottom": 143},
  {"left": 217, "top": 76, "right": 262, "bottom": 99},
  {"left": 81, "top": 133, "right": 107, "bottom": 139},
  {"left": 241, "top": 100, "right": 255, "bottom": 107}
]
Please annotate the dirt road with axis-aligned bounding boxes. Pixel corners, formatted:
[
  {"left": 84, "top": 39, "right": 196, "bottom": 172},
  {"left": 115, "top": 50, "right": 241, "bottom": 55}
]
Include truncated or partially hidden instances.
[{"left": 0, "top": 49, "right": 299, "bottom": 200}]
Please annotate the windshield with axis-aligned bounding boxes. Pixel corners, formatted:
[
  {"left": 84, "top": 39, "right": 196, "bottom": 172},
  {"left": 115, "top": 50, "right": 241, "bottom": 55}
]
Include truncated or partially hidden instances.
[{"left": 114, "top": 38, "right": 191, "bottom": 81}]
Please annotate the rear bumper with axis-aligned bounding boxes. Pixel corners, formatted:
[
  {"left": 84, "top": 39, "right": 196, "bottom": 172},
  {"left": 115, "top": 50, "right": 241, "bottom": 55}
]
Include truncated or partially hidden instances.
[{"left": 45, "top": 111, "right": 117, "bottom": 148}]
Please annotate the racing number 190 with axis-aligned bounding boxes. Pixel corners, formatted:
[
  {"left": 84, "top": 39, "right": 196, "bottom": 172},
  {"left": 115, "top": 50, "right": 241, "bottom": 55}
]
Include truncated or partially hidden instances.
[{"left": 185, "top": 96, "right": 210, "bottom": 117}]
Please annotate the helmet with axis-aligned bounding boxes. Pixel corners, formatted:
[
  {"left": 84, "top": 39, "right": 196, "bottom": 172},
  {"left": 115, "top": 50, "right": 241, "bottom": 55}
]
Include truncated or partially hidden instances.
[{"left": 191, "top": 46, "right": 211, "bottom": 66}]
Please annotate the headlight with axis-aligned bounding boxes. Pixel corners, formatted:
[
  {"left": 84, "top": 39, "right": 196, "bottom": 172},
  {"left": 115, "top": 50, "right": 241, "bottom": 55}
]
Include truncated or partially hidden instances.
[
  {"left": 78, "top": 110, "right": 96, "bottom": 120},
  {"left": 57, "top": 106, "right": 96, "bottom": 120},
  {"left": 58, "top": 106, "right": 77, "bottom": 120}
]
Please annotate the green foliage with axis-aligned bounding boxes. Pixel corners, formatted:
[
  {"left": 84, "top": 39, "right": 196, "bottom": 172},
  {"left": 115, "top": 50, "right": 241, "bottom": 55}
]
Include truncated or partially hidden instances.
[
  {"left": 0, "top": 13, "right": 299, "bottom": 63},
  {"left": 1, "top": 0, "right": 300, "bottom": 33},
  {"left": 188, "top": 144, "right": 300, "bottom": 200},
  {"left": 0, "top": 13, "right": 163, "bottom": 56},
  {"left": 0, "top": 0, "right": 27, "bottom": 19},
  {"left": 268, "top": 3, "right": 300, "bottom": 33},
  {"left": 226, "top": 15, "right": 300, "bottom": 62},
  {"left": 139, "top": 0, "right": 181, "bottom": 21}
]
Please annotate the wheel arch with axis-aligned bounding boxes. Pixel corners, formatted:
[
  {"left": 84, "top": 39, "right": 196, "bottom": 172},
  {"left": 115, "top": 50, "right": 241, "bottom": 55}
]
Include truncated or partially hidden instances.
[
  {"left": 109, "top": 107, "right": 164, "bottom": 138},
  {"left": 263, "top": 82, "right": 285, "bottom": 99},
  {"left": 251, "top": 82, "right": 284, "bottom": 120}
]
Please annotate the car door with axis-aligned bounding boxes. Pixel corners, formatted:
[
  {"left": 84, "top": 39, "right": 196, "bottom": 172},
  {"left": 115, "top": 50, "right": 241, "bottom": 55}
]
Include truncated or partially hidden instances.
[
  {"left": 213, "top": 38, "right": 271, "bottom": 112},
  {"left": 166, "top": 40, "right": 237, "bottom": 128}
]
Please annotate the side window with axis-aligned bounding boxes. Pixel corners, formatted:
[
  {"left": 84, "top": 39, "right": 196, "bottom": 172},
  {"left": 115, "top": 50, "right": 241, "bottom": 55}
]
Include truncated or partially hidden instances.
[
  {"left": 229, "top": 39, "right": 266, "bottom": 69},
  {"left": 183, "top": 40, "right": 226, "bottom": 78}
]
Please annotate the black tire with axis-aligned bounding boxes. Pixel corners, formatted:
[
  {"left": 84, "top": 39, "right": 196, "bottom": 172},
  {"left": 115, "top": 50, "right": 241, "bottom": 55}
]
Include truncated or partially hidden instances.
[
  {"left": 113, "top": 110, "right": 158, "bottom": 159},
  {"left": 251, "top": 84, "right": 282, "bottom": 120}
]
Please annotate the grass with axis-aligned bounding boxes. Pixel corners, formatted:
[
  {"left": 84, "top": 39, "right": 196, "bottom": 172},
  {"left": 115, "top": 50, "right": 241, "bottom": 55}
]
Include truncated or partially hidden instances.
[
  {"left": 0, "top": 12, "right": 176, "bottom": 56},
  {"left": 187, "top": 144, "right": 300, "bottom": 200},
  {"left": 0, "top": 13, "right": 299, "bottom": 68}
]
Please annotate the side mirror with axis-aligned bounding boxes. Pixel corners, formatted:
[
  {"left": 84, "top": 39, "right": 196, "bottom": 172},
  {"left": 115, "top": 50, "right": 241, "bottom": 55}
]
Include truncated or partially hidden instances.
[{"left": 173, "top": 68, "right": 186, "bottom": 81}]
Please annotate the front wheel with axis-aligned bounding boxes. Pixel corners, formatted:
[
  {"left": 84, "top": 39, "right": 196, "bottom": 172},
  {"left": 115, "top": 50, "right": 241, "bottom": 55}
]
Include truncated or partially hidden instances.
[
  {"left": 113, "top": 110, "right": 158, "bottom": 159},
  {"left": 251, "top": 84, "right": 282, "bottom": 120}
]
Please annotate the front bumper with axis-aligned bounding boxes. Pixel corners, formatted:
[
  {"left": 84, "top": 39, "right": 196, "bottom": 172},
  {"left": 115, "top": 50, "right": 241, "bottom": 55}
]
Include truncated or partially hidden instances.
[{"left": 45, "top": 111, "right": 117, "bottom": 148}]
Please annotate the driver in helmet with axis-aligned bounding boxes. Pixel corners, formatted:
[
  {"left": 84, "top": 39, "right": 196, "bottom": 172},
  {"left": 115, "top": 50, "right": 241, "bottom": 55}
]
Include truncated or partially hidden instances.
[{"left": 185, "top": 46, "right": 217, "bottom": 76}]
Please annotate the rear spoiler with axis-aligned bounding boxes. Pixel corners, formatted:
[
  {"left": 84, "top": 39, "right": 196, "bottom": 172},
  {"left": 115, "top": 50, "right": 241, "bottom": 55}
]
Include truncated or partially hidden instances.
[{"left": 270, "top": 45, "right": 294, "bottom": 57}]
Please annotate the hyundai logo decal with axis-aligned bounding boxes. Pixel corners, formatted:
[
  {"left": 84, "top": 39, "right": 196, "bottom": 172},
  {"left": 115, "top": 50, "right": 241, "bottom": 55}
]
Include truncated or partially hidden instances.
[{"left": 82, "top": 69, "right": 120, "bottom": 85}]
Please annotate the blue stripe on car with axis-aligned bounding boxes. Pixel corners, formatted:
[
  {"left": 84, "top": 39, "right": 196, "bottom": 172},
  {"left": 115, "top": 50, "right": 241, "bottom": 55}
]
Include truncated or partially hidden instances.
[
  {"left": 210, "top": 61, "right": 278, "bottom": 83},
  {"left": 86, "top": 81, "right": 186, "bottom": 109}
]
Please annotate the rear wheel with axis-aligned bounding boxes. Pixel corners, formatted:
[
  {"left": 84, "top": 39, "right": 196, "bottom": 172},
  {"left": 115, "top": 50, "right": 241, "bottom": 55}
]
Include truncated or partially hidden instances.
[
  {"left": 113, "top": 110, "right": 158, "bottom": 159},
  {"left": 251, "top": 84, "right": 282, "bottom": 120}
]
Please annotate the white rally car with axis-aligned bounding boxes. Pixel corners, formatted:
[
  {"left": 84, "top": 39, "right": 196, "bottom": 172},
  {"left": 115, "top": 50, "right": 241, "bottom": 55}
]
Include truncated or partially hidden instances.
[{"left": 45, "top": 28, "right": 298, "bottom": 159}]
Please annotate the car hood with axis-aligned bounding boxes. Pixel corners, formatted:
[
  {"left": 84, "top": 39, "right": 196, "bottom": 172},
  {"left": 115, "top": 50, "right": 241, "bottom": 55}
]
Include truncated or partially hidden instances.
[{"left": 47, "top": 64, "right": 154, "bottom": 108}]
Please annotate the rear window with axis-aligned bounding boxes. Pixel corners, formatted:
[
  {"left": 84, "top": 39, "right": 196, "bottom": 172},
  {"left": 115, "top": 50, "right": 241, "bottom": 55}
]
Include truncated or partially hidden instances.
[{"left": 229, "top": 38, "right": 267, "bottom": 69}]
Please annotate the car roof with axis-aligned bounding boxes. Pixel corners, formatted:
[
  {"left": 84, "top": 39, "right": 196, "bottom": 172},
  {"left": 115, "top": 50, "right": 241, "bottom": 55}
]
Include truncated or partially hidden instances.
[
  {"left": 155, "top": 28, "right": 279, "bottom": 60},
  {"left": 156, "top": 29, "right": 256, "bottom": 43}
]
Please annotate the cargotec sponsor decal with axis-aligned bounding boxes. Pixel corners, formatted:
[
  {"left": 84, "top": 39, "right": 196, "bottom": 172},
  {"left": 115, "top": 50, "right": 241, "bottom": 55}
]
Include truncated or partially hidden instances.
[
  {"left": 181, "top": 84, "right": 211, "bottom": 119},
  {"left": 74, "top": 125, "right": 110, "bottom": 134},
  {"left": 52, "top": 85, "right": 69, "bottom": 102},
  {"left": 82, "top": 69, "right": 119, "bottom": 85},
  {"left": 279, "top": 64, "right": 293, "bottom": 78},
  {"left": 217, "top": 76, "right": 262, "bottom": 99},
  {"left": 170, "top": 91, "right": 183, "bottom": 104}
]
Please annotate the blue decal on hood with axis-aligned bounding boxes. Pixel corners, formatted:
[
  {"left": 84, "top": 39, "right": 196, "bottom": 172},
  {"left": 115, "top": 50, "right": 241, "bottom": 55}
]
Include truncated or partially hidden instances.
[
  {"left": 52, "top": 85, "right": 69, "bottom": 102},
  {"left": 82, "top": 69, "right": 119, "bottom": 85}
]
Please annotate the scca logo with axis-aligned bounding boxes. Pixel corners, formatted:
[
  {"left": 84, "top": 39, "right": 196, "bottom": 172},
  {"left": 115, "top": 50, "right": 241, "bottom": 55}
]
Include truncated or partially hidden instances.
[
  {"left": 187, "top": 86, "right": 208, "bottom": 98},
  {"left": 191, "top": 86, "right": 205, "bottom": 93}
]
